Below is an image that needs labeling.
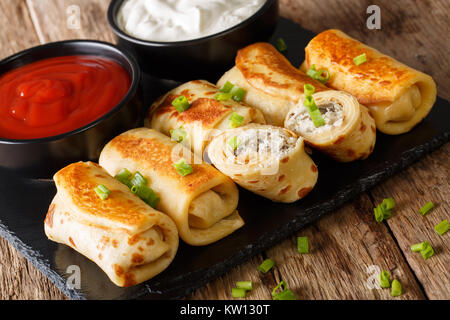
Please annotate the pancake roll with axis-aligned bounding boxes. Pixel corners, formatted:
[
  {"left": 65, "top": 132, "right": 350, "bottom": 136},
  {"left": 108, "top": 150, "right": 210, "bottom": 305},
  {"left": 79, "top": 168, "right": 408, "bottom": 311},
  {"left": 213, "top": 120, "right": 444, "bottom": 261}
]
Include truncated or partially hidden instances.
[
  {"left": 301, "top": 29, "right": 437, "bottom": 135},
  {"left": 207, "top": 124, "right": 318, "bottom": 203},
  {"left": 146, "top": 80, "right": 265, "bottom": 156},
  {"left": 217, "top": 42, "right": 329, "bottom": 126},
  {"left": 99, "top": 128, "right": 244, "bottom": 246},
  {"left": 284, "top": 90, "right": 376, "bottom": 162},
  {"left": 44, "top": 161, "right": 179, "bottom": 287}
]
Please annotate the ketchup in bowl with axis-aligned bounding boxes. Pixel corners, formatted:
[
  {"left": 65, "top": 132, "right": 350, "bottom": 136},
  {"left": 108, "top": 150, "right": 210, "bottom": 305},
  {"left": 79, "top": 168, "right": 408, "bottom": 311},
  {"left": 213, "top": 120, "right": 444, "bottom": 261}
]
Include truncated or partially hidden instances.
[{"left": 0, "top": 55, "right": 131, "bottom": 140}]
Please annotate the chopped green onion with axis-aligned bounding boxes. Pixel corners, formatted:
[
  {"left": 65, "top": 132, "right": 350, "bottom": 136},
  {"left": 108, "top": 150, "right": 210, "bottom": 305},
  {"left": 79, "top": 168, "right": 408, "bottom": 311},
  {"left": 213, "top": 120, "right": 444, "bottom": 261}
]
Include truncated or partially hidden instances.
[
  {"left": 411, "top": 241, "right": 434, "bottom": 259},
  {"left": 230, "top": 86, "right": 246, "bottom": 102},
  {"left": 379, "top": 270, "right": 391, "bottom": 288},
  {"left": 227, "top": 136, "right": 241, "bottom": 151},
  {"left": 219, "top": 81, "right": 234, "bottom": 93},
  {"left": 434, "top": 219, "right": 449, "bottom": 236},
  {"left": 130, "top": 185, "right": 138, "bottom": 194},
  {"left": 306, "top": 64, "right": 330, "bottom": 84},
  {"left": 135, "top": 185, "right": 160, "bottom": 209},
  {"left": 170, "top": 126, "right": 187, "bottom": 143},
  {"left": 229, "top": 112, "right": 244, "bottom": 128},
  {"left": 410, "top": 241, "right": 427, "bottom": 252},
  {"left": 297, "top": 236, "right": 309, "bottom": 254},
  {"left": 214, "top": 92, "right": 232, "bottom": 101},
  {"left": 419, "top": 201, "right": 434, "bottom": 216},
  {"left": 94, "top": 184, "right": 110, "bottom": 200},
  {"left": 258, "top": 258, "right": 274, "bottom": 273},
  {"left": 273, "top": 289, "right": 296, "bottom": 300},
  {"left": 276, "top": 38, "right": 287, "bottom": 52},
  {"left": 130, "top": 171, "right": 147, "bottom": 188},
  {"left": 271, "top": 280, "right": 287, "bottom": 297},
  {"left": 353, "top": 53, "right": 367, "bottom": 66},
  {"left": 172, "top": 95, "right": 190, "bottom": 113},
  {"left": 304, "top": 95, "right": 325, "bottom": 127},
  {"left": 303, "top": 84, "right": 315, "bottom": 97},
  {"left": 381, "top": 198, "right": 395, "bottom": 211},
  {"left": 390, "top": 279, "right": 402, "bottom": 297},
  {"left": 231, "top": 288, "right": 246, "bottom": 298},
  {"left": 114, "top": 168, "right": 132, "bottom": 186},
  {"left": 173, "top": 158, "right": 193, "bottom": 176},
  {"left": 236, "top": 281, "right": 253, "bottom": 291},
  {"left": 374, "top": 198, "right": 395, "bottom": 222}
]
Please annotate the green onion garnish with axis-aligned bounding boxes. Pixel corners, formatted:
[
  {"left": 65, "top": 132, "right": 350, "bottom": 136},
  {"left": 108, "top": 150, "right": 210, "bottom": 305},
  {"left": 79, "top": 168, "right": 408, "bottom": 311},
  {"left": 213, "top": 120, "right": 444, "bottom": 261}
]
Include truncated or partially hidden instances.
[
  {"left": 170, "top": 126, "right": 187, "bottom": 143},
  {"left": 114, "top": 168, "right": 132, "bottom": 186},
  {"left": 379, "top": 270, "right": 391, "bottom": 288},
  {"left": 214, "top": 92, "right": 232, "bottom": 101},
  {"left": 276, "top": 38, "right": 287, "bottom": 53},
  {"left": 411, "top": 241, "right": 434, "bottom": 259},
  {"left": 434, "top": 219, "right": 449, "bottom": 236},
  {"left": 130, "top": 171, "right": 147, "bottom": 188},
  {"left": 94, "top": 184, "right": 110, "bottom": 200},
  {"left": 230, "top": 86, "right": 246, "bottom": 102},
  {"left": 130, "top": 185, "right": 138, "bottom": 194},
  {"left": 303, "top": 84, "right": 315, "bottom": 97},
  {"left": 353, "top": 53, "right": 367, "bottom": 66},
  {"left": 305, "top": 64, "right": 330, "bottom": 84},
  {"left": 229, "top": 112, "right": 245, "bottom": 128},
  {"left": 419, "top": 201, "right": 434, "bottom": 216},
  {"left": 220, "top": 81, "right": 234, "bottom": 93},
  {"left": 172, "top": 95, "right": 190, "bottom": 113},
  {"left": 374, "top": 198, "right": 395, "bottom": 222},
  {"left": 271, "top": 280, "right": 296, "bottom": 300},
  {"left": 231, "top": 288, "right": 247, "bottom": 298},
  {"left": 227, "top": 136, "right": 241, "bottom": 151},
  {"left": 297, "top": 236, "right": 309, "bottom": 254},
  {"left": 135, "top": 185, "right": 160, "bottom": 209},
  {"left": 273, "top": 289, "right": 296, "bottom": 300},
  {"left": 390, "top": 279, "right": 402, "bottom": 297},
  {"left": 303, "top": 95, "right": 325, "bottom": 127},
  {"left": 236, "top": 281, "right": 253, "bottom": 291},
  {"left": 271, "top": 280, "right": 287, "bottom": 297},
  {"left": 173, "top": 158, "right": 193, "bottom": 176},
  {"left": 258, "top": 258, "right": 274, "bottom": 273}
]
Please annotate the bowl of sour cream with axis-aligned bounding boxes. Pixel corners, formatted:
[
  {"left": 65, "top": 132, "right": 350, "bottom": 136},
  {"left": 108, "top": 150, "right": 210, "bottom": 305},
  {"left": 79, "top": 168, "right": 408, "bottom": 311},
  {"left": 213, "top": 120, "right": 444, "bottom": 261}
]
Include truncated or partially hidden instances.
[{"left": 107, "top": 0, "right": 278, "bottom": 81}]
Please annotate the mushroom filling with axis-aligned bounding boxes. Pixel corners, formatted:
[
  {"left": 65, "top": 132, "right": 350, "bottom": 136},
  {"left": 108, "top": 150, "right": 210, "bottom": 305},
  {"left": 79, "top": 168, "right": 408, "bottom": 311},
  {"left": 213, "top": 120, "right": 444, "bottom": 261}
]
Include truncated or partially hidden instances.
[
  {"left": 232, "top": 129, "right": 297, "bottom": 162},
  {"left": 286, "top": 101, "right": 344, "bottom": 134}
]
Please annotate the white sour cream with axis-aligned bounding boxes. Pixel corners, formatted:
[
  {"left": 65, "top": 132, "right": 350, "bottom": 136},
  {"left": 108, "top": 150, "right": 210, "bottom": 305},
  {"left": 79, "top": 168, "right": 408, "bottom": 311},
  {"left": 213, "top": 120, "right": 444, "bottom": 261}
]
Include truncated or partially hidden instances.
[{"left": 117, "top": 0, "right": 266, "bottom": 42}]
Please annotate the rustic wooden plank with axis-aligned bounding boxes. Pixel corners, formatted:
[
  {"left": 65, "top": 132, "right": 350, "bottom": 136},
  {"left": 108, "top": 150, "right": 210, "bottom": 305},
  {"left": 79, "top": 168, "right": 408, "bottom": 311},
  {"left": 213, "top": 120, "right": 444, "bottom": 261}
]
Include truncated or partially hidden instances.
[
  {"left": 279, "top": 0, "right": 450, "bottom": 101},
  {"left": 371, "top": 144, "right": 449, "bottom": 299},
  {"left": 188, "top": 192, "right": 427, "bottom": 300},
  {"left": 27, "top": 0, "right": 115, "bottom": 43},
  {"left": 0, "top": 0, "right": 67, "bottom": 300}
]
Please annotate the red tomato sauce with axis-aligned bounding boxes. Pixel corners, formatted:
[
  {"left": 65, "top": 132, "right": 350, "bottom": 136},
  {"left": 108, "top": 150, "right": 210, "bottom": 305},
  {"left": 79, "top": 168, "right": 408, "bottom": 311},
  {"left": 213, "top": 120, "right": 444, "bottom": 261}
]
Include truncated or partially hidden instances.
[{"left": 0, "top": 55, "right": 131, "bottom": 139}]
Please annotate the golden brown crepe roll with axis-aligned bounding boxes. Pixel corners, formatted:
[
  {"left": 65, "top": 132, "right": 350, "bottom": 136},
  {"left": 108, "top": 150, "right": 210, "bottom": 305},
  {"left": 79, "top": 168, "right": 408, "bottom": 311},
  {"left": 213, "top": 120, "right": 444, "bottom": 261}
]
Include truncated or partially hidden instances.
[
  {"left": 145, "top": 80, "right": 265, "bottom": 156},
  {"left": 301, "top": 29, "right": 437, "bottom": 135},
  {"left": 208, "top": 124, "right": 318, "bottom": 203},
  {"left": 284, "top": 91, "right": 376, "bottom": 162},
  {"left": 99, "top": 128, "right": 244, "bottom": 246},
  {"left": 217, "top": 42, "right": 329, "bottom": 126},
  {"left": 44, "top": 161, "right": 179, "bottom": 287}
]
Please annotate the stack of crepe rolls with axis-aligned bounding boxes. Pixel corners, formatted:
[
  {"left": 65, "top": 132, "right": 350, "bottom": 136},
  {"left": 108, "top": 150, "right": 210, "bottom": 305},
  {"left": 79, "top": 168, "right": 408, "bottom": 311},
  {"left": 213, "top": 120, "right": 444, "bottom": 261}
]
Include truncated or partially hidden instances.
[
  {"left": 217, "top": 42, "right": 329, "bottom": 126},
  {"left": 207, "top": 124, "right": 318, "bottom": 203},
  {"left": 284, "top": 90, "right": 376, "bottom": 162},
  {"left": 99, "top": 128, "right": 244, "bottom": 246},
  {"left": 145, "top": 80, "right": 265, "bottom": 157},
  {"left": 44, "top": 161, "right": 179, "bottom": 287},
  {"left": 301, "top": 29, "right": 437, "bottom": 135},
  {"left": 218, "top": 42, "right": 376, "bottom": 162}
]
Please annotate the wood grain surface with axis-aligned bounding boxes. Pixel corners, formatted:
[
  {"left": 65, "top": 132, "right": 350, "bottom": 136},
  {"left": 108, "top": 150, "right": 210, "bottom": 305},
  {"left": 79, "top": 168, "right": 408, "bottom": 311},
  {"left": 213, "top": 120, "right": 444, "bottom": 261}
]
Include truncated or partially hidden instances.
[{"left": 0, "top": 0, "right": 448, "bottom": 300}]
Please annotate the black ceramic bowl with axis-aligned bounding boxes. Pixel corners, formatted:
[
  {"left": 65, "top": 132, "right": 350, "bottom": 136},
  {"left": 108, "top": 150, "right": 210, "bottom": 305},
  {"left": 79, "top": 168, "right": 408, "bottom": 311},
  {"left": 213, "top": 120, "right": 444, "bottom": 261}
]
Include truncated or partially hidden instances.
[
  {"left": 107, "top": 0, "right": 279, "bottom": 81},
  {"left": 0, "top": 40, "right": 142, "bottom": 178}
]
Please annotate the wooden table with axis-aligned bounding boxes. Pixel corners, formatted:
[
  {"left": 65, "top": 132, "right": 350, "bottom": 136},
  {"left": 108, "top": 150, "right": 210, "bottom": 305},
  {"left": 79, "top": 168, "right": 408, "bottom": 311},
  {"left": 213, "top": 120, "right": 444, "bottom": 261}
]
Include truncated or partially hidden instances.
[{"left": 0, "top": 0, "right": 448, "bottom": 300}]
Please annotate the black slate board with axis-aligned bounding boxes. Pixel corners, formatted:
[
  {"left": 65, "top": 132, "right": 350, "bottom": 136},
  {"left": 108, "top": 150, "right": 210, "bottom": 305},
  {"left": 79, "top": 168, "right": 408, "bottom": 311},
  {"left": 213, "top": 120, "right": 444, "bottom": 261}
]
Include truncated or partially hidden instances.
[{"left": 0, "top": 18, "right": 448, "bottom": 300}]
